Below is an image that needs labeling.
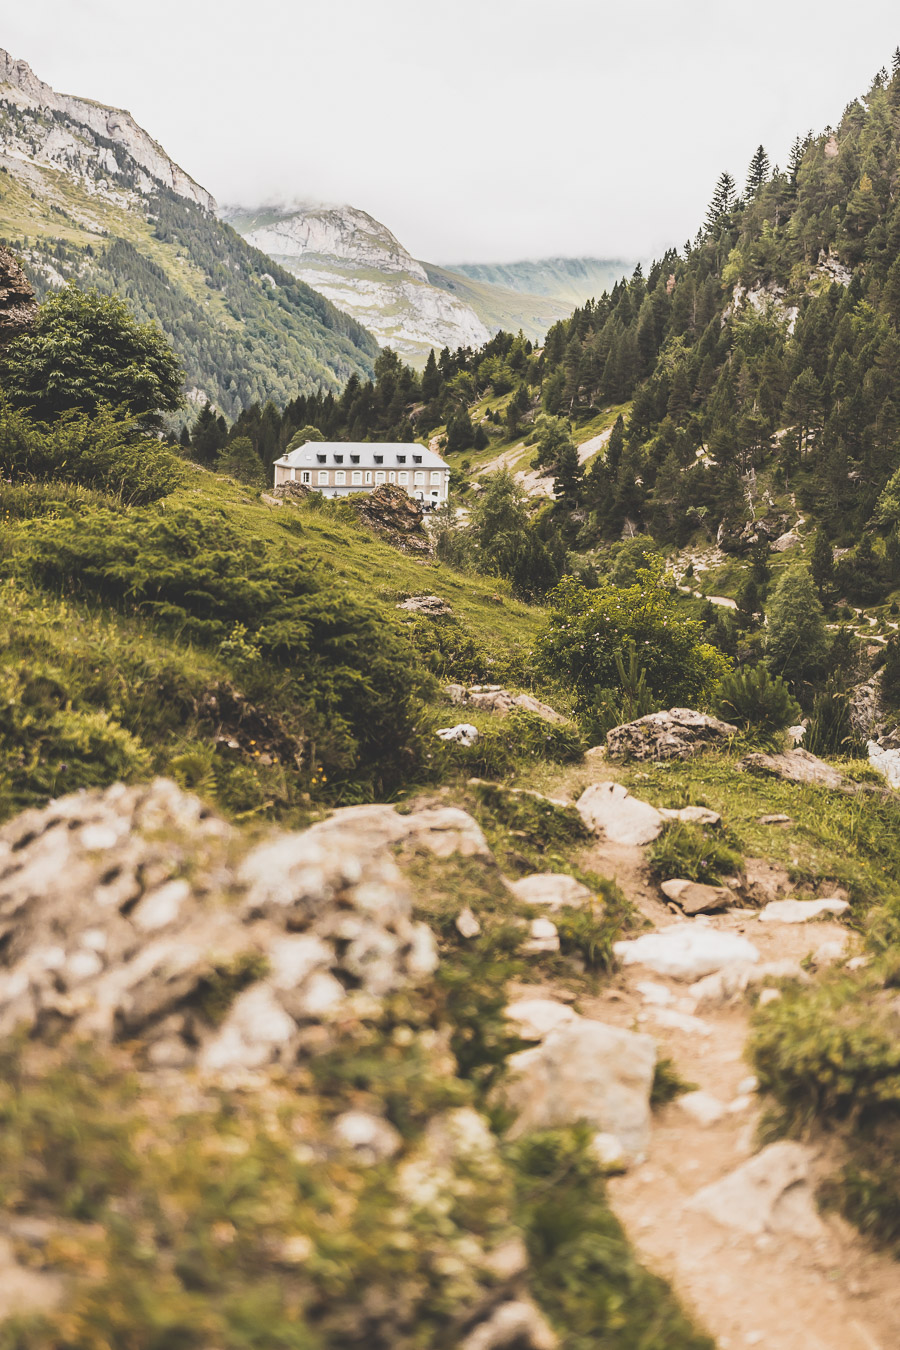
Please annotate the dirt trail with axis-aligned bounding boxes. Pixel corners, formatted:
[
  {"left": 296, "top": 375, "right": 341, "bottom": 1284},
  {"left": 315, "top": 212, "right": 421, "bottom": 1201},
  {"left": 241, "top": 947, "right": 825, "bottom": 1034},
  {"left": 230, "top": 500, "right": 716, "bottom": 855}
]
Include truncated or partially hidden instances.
[
  {"left": 528, "top": 764, "right": 900, "bottom": 1350},
  {"left": 473, "top": 424, "right": 614, "bottom": 499}
]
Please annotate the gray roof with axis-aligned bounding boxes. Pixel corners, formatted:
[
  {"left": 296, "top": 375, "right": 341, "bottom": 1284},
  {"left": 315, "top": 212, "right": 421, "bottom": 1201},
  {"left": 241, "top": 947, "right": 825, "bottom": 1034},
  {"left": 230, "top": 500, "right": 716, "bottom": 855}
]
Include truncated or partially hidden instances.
[{"left": 274, "top": 441, "right": 449, "bottom": 469}]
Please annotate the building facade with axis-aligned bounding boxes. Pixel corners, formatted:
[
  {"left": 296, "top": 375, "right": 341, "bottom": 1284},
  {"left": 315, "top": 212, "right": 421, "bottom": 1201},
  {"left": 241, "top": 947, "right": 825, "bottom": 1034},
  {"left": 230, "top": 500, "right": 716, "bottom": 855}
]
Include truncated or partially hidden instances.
[{"left": 273, "top": 442, "right": 451, "bottom": 507}]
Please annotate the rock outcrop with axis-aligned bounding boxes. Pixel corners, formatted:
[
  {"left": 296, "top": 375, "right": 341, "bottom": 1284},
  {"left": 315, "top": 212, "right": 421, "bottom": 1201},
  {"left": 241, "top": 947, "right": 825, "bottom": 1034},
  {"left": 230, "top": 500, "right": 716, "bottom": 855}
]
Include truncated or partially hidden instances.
[
  {"left": 740, "top": 747, "right": 847, "bottom": 789},
  {"left": 576, "top": 782, "right": 664, "bottom": 845},
  {"left": 352, "top": 484, "right": 432, "bottom": 552},
  {"left": 446, "top": 684, "right": 568, "bottom": 725},
  {"left": 606, "top": 708, "right": 738, "bottom": 762},
  {"left": 0, "top": 245, "right": 37, "bottom": 343}
]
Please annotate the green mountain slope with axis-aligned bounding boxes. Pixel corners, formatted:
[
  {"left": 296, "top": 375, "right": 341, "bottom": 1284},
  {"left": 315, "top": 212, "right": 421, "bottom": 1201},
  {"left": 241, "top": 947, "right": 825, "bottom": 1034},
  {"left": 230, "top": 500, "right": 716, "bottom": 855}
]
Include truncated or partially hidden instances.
[
  {"left": 0, "top": 51, "right": 378, "bottom": 416},
  {"left": 423, "top": 261, "right": 570, "bottom": 343},
  {"left": 444, "top": 256, "right": 636, "bottom": 308}
]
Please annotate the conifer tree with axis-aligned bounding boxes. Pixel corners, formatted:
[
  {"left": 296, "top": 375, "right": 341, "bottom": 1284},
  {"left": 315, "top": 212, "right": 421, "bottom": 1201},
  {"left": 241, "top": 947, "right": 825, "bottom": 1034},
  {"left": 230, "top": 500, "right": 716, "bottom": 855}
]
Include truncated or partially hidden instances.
[
  {"left": 421, "top": 349, "right": 440, "bottom": 402},
  {"left": 810, "top": 528, "right": 835, "bottom": 600},
  {"left": 705, "top": 172, "right": 736, "bottom": 233},
  {"left": 745, "top": 145, "right": 771, "bottom": 198},
  {"left": 766, "top": 564, "right": 829, "bottom": 687}
]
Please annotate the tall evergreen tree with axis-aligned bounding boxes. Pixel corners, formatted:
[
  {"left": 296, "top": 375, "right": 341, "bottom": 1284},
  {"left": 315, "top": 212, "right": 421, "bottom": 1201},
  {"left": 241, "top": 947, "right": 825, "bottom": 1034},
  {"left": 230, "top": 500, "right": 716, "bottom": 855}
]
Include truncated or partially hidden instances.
[
  {"left": 705, "top": 172, "right": 736, "bottom": 233},
  {"left": 745, "top": 144, "right": 771, "bottom": 197}
]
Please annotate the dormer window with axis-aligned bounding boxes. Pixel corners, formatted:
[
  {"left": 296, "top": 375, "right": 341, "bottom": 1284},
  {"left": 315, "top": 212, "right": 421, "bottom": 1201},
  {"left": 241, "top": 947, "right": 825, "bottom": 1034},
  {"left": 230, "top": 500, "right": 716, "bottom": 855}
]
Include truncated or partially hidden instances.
[
  {"left": 316, "top": 454, "right": 326, "bottom": 463},
  {"left": 333, "top": 454, "right": 344, "bottom": 464},
  {"left": 396, "top": 454, "right": 407, "bottom": 464},
  {"left": 350, "top": 454, "right": 360, "bottom": 464},
  {"left": 374, "top": 454, "right": 383, "bottom": 464},
  {"left": 413, "top": 454, "right": 422, "bottom": 464}
]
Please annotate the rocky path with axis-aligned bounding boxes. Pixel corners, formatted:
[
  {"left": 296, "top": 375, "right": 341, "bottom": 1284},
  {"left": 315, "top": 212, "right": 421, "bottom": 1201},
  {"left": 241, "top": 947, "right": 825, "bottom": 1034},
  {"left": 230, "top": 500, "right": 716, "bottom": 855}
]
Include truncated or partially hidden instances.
[{"left": 523, "top": 764, "right": 900, "bottom": 1350}]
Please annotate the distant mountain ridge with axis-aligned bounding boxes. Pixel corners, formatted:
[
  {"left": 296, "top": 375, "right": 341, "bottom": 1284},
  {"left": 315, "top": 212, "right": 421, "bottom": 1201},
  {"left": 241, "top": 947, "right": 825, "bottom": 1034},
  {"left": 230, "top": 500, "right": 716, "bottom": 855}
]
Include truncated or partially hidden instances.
[
  {"left": 444, "top": 257, "right": 636, "bottom": 309},
  {"left": 0, "top": 48, "right": 378, "bottom": 416}
]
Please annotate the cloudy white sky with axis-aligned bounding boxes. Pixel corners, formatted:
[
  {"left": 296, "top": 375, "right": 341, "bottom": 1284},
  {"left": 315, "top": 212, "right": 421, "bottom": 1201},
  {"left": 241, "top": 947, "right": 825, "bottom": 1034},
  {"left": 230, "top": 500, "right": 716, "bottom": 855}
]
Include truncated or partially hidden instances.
[{"left": 5, "top": 1, "right": 900, "bottom": 263}]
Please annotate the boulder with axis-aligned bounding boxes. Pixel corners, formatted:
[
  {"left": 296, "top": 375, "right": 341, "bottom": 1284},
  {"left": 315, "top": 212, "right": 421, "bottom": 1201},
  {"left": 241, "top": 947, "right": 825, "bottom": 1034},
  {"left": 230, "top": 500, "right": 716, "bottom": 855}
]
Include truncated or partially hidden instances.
[
  {"left": 576, "top": 782, "right": 663, "bottom": 846},
  {"left": 461, "top": 1299, "right": 558, "bottom": 1350},
  {"left": 614, "top": 923, "right": 760, "bottom": 981},
  {"left": 0, "top": 245, "right": 37, "bottom": 344},
  {"left": 606, "top": 708, "right": 738, "bottom": 762},
  {"left": 660, "top": 879, "right": 733, "bottom": 915},
  {"left": 848, "top": 674, "right": 886, "bottom": 741},
  {"left": 501, "top": 1018, "right": 656, "bottom": 1158},
  {"left": 436, "top": 723, "right": 479, "bottom": 746},
  {"left": 522, "top": 917, "right": 560, "bottom": 954},
  {"left": 687, "top": 1141, "right": 824, "bottom": 1238},
  {"left": 740, "top": 747, "right": 846, "bottom": 790},
  {"left": 507, "top": 873, "right": 593, "bottom": 910},
  {"left": 352, "top": 484, "right": 431, "bottom": 553},
  {"left": 689, "top": 959, "right": 808, "bottom": 1010},
  {"left": 396, "top": 594, "right": 452, "bottom": 615},
  {"left": 659, "top": 805, "right": 722, "bottom": 826},
  {"left": 504, "top": 998, "right": 577, "bottom": 1040},
  {"left": 758, "top": 898, "right": 850, "bottom": 924},
  {"left": 867, "top": 739, "right": 900, "bottom": 788},
  {"left": 676, "top": 1090, "right": 728, "bottom": 1126},
  {"left": 445, "top": 684, "right": 567, "bottom": 725}
]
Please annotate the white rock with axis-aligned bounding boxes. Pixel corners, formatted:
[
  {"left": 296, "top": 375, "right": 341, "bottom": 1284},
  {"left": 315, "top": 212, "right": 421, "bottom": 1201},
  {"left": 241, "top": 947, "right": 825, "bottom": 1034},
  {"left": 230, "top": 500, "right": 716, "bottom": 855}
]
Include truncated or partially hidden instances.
[
  {"left": 64, "top": 949, "right": 103, "bottom": 983},
  {"left": 522, "top": 917, "right": 560, "bottom": 954},
  {"left": 295, "top": 971, "right": 347, "bottom": 1018},
  {"left": 267, "top": 935, "right": 332, "bottom": 989},
  {"left": 867, "top": 739, "right": 900, "bottom": 787},
  {"left": 462, "top": 1299, "right": 558, "bottom": 1350},
  {"left": 436, "top": 723, "right": 479, "bottom": 746},
  {"left": 508, "top": 873, "right": 592, "bottom": 910},
  {"left": 456, "top": 905, "right": 481, "bottom": 939},
  {"left": 576, "top": 782, "right": 663, "bottom": 846},
  {"left": 737, "top": 1075, "right": 759, "bottom": 1095},
  {"left": 758, "top": 898, "right": 850, "bottom": 923},
  {"left": 688, "top": 1141, "right": 824, "bottom": 1237},
  {"left": 847, "top": 955, "right": 869, "bottom": 971},
  {"left": 81, "top": 929, "right": 107, "bottom": 952},
  {"left": 333, "top": 1110, "right": 402, "bottom": 1163},
  {"left": 502, "top": 1019, "right": 656, "bottom": 1158},
  {"left": 648, "top": 1006, "right": 713, "bottom": 1036},
  {"left": 198, "top": 984, "right": 297, "bottom": 1072},
  {"left": 615, "top": 924, "right": 760, "bottom": 981},
  {"left": 131, "top": 879, "right": 190, "bottom": 931},
  {"left": 676, "top": 1090, "right": 727, "bottom": 1126},
  {"left": 589, "top": 1131, "right": 628, "bottom": 1170},
  {"left": 505, "top": 998, "right": 577, "bottom": 1041},
  {"left": 689, "top": 959, "right": 806, "bottom": 1010},
  {"left": 758, "top": 988, "right": 781, "bottom": 1007},
  {"left": 635, "top": 979, "right": 675, "bottom": 1007},
  {"left": 659, "top": 805, "right": 722, "bottom": 826}
]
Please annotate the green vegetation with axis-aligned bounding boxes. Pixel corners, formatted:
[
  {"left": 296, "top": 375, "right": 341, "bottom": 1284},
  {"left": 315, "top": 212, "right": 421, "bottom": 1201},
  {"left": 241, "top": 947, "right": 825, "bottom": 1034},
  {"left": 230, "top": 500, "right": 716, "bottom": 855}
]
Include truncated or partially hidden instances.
[
  {"left": 714, "top": 661, "right": 801, "bottom": 740},
  {"left": 647, "top": 820, "right": 744, "bottom": 885}
]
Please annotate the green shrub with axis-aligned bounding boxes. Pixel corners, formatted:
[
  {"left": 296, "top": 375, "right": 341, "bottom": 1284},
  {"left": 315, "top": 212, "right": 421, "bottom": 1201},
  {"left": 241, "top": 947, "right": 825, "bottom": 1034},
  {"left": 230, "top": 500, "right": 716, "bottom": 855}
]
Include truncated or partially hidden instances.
[
  {"left": 804, "top": 681, "right": 861, "bottom": 757},
  {"left": 714, "top": 661, "right": 800, "bottom": 738},
  {"left": 651, "top": 1057, "right": 697, "bottom": 1107},
  {"left": 647, "top": 820, "right": 743, "bottom": 885}
]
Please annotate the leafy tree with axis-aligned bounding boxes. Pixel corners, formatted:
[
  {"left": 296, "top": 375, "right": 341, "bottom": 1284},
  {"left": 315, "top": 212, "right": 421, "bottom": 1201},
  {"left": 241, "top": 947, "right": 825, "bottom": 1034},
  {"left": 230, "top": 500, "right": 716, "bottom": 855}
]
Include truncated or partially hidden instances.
[
  {"left": 0, "top": 285, "right": 184, "bottom": 428},
  {"left": 286, "top": 424, "right": 324, "bottom": 451},
  {"left": 765, "top": 564, "right": 829, "bottom": 688}
]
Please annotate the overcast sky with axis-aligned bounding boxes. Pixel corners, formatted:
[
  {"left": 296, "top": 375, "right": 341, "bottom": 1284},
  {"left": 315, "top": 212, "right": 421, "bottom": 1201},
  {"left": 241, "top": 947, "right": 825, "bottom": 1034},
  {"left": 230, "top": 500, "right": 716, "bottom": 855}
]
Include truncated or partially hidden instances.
[{"left": 4, "top": 1, "right": 900, "bottom": 263}]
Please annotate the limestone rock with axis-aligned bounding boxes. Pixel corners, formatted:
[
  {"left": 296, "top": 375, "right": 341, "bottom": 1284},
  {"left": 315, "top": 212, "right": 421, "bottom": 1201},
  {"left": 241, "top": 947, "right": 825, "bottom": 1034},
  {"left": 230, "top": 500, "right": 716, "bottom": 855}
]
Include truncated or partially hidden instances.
[
  {"left": 522, "top": 917, "right": 560, "bottom": 954},
  {"left": 606, "top": 708, "right": 738, "bottom": 762},
  {"left": 849, "top": 674, "right": 886, "bottom": 741},
  {"left": 589, "top": 1132, "right": 628, "bottom": 1171},
  {"left": 687, "top": 1141, "right": 824, "bottom": 1237},
  {"left": 676, "top": 1090, "right": 728, "bottom": 1126},
  {"left": 660, "top": 879, "right": 733, "bottom": 915},
  {"left": 505, "top": 998, "right": 577, "bottom": 1040},
  {"left": 740, "top": 747, "right": 846, "bottom": 790},
  {"left": 461, "top": 1299, "right": 558, "bottom": 1350},
  {"left": 0, "top": 245, "right": 37, "bottom": 343},
  {"left": 576, "top": 782, "right": 663, "bottom": 846},
  {"left": 508, "top": 873, "right": 592, "bottom": 910},
  {"left": 445, "top": 684, "right": 568, "bottom": 725},
  {"left": 867, "top": 739, "right": 900, "bottom": 788},
  {"left": 351, "top": 485, "right": 432, "bottom": 553},
  {"left": 758, "top": 898, "right": 850, "bottom": 923},
  {"left": 396, "top": 594, "right": 452, "bottom": 615},
  {"left": 456, "top": 905, "right": 482, "bottom": 939},
  {"left": 689, "top": 958, "right": 808, "bottom": 1009},
  {"left": 502, "top": 1018, "right": 656, "bottom": 1158},
  {"left": 436, "top": 723, "right": 479, "bottom": 746},
  {"left": 659, "top": 805, "right": 722, "bottom": 826},
  {"left": 614, "top": 924, "right": 760, "bottom": 981}
]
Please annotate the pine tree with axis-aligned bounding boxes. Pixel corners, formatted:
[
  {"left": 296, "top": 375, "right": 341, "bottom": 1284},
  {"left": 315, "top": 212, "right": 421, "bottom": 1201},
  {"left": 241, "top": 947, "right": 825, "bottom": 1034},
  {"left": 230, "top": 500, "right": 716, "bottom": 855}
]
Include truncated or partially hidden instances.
[
  {"left": 810, "top": 528, "right": 835, "bottom": 600},
  {"left": 766, "top": 564, "right": 829, "bottom": 687},
  {"left": 705, "top": 172, "right": 736, "bottom": 233},
  {"left": 421, "top": 348, "right": 440, "bottom": 402},
  {"left": 745, "top": 145, "right": 771, "bottom": 198}
]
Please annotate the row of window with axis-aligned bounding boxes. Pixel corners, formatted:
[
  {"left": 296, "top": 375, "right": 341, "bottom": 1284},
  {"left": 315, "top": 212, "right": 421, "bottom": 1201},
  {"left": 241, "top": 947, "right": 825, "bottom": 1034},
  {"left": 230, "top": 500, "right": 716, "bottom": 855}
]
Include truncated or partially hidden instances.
[
  {"left": 299, "top": 469, "right": 444, "bottom": 486},
  {"left": 313, "top": 452, "right": 425, "bottom": 466}
]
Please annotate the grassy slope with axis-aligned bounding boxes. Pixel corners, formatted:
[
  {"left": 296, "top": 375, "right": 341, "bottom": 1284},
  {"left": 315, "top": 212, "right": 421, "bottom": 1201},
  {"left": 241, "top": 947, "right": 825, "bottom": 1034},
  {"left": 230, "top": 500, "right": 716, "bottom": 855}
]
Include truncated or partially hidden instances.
[
  {"left": 423, "top": 262, "right": 570, "bottom": 345},
  {"left": 443, "top": 257, "right": 636, "bottom": 308}
]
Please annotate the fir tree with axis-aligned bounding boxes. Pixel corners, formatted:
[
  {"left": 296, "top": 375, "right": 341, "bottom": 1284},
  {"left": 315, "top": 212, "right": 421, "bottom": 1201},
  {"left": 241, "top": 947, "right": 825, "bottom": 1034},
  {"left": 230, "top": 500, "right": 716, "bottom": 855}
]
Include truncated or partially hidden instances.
[
  {"left": 810, "top": 528, "right": 835, "bottom": 600},
  {"left": 705, "top": 172, "right": 736, "bottom": 233},
  {"left": 745, "top": 144, "right": 771, "bottom": 197}
]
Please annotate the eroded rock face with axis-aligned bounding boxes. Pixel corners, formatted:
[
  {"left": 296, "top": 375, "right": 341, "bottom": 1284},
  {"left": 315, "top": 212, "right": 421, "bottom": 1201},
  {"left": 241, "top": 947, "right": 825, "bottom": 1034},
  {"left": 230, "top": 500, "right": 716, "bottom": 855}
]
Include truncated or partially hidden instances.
[
  {"left": 501, "top": 1018, "right": 656, "bottom": 1159},
  {"left": 352, "top": 484, "right": 431, "bottom": 552},
  {"left": 606, "top": 709, "right": 738, "bottom": 762},
  {"left": 0, "top": 781, "right": 477, "bottom": 1068},
  {"left": 0, "top": 246, "right": 37, "bottom": 343}
]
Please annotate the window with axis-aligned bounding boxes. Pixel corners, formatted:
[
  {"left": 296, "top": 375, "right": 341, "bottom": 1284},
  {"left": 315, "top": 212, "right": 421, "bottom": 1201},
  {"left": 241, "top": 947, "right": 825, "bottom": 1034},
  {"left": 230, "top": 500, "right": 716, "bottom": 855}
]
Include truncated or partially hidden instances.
[
  {"left": 398, "top": 471, "right": 409, "bottom": 484},
  {"left": 317, "top": 470, "right": 329, "bottom": 485},
  {"left": 413, "top": 454, "right": 422, "bottom": 464},
  {"left": 414, "top": 471, "right": 425, "bottom": 484},
  {"left": 335, "top": 470, "right": 346, "bottom": 485},
  {"left": 317, "top": 454, "right": 326, "bottom": 464},
  {"left": 333, "top": 454, "right": 344, "bottom": 464},
  {"left": 396, "top": 454, "right": 407, "bottom": 464},
  {"left": 350, "top": 454, "right": 360, "bottom": 464},
  {"left": 375, "top": 471, "right": 385, "bottom": 484},
  {"left": 351, "top": 470, "right": 362, "bottom": 485},
  {"left": 365, "top": 470, "right": 373, "bottom": 484},
  {"left": 430, "top": 471, "right": 441, "bottom": 484},
  {"left": 389, "top": 471, "right": 396, "bottom": 483},
  {"left": 301, "top": 470, "right": 311, "bottom": 484},
  {"left": 374, "top": 454, "right": 383, "bottom": 465}
]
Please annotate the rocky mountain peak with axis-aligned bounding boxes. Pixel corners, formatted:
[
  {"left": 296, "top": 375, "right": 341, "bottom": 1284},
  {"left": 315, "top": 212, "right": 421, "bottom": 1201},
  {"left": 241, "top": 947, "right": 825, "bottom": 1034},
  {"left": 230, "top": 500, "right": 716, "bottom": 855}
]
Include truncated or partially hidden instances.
[{"left": 0, "top": 47, "right": 215, "bottom": 212}]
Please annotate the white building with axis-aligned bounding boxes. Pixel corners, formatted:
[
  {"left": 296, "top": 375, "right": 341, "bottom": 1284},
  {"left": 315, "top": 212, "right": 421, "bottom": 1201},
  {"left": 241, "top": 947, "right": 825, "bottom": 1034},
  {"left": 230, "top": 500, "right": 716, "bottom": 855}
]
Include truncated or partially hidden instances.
[{"left": 273, "top": 441, "right": 451, "bottom": 507}]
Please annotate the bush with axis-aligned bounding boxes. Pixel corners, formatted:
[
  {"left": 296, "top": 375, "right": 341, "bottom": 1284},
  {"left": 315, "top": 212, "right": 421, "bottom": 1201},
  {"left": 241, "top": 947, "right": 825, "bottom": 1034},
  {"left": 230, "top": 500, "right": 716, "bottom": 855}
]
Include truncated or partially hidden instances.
[
  {"left": 714, "top": 661, "right": 800, "bottom": 738},
  {"left": 647, "top": 820, "right": 743, "bottom": 885},
  {"left": 804, "top": 680, "right": 861, "bottom": 757},
  {"left": 537, "top": 567, "right": 731, "bottom": 734}
]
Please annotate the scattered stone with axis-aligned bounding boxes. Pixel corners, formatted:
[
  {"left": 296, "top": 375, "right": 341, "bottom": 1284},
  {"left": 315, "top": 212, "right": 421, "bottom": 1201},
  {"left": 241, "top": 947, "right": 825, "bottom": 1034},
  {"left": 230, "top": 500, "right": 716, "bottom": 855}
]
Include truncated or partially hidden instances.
[
  {"left": 647, "top": 1006, "right": 713, "bottom": 1036},
  {"left": 811, "top": 935, "right": 851, "bottom": 966},
  {"left": 505, "top": 998, "right": 577, "bottom": 1041},
  {"left": 659, "top": 805, "right": 722, "bottom": 826},
  {"left": 787, "top": 723, "right": 806, "bottom": 744},
  {"left": 507, "top": 873, "right": 593, "bottom": 910},
  {"left": 590, "top": 1131, "right": 628, "bottom": 1171},
  {"left": 576, "top": 782, "right": 663, "bottom": 846},
  {"left": 606, "top": 708, "right": 738, "bottom": 762},
  {"left": 758, "top": 814, "right": 792, "bottom": 826},
  {"left": 522, "top": 916, "right": 560, "bottom": 954},
  {"left": 660, "top": 878, "right": 733, "bottom": 915},
  {"left": 867, "top": 739, "right": 900, "bottom": 788},
  {"left": 0, "top": 1235, "right": 62, "bottom": 1321},
  {"left": 461, "top": 1298, "right": 558, "bottom": 1350},
  {"left": 758, "top": 898, "right": 850, "bottom": 923},
  {"left": 740, "top": 747, "right": 847, "bottom": 790},
  {"left": 687, "top": 1141, "right": 824, "bottom": 1238},
  {"left": 772, "top": 530, "right": 801, "bottom": 553},
  {"left": 614, "top": 924, "right": 760, "bottom": 981},
  {"left": 436, "top": 723, "right": 479, "bottom": 746},
  {"left": 502, "top": 1019, "right": 656, "bottom": 1158},
  {"left": 737, "top": 1076, "right": 759, "bottom": 1095},
  {"left": 396, "top": 594, "right": 452, "bottom": 615},
  {"left": 676, "top": 1090, "right": 727, "bottom": 1126},
  {"left": 445, "top": 684, "right": 568, "bottom": 725},
  {"left": 758, "top": 988, "right": 781, "bottom": 1006},
  {"left": 332, "top": 1110, "right": 402, "bottom": 1164},
  {"left": 689, "top": 959, "right": 807, "bottom": 1010},
  {"left": 847, "top": 955, "right": 870, "bottom": 972},
  {"left": 635, "top": 979, "right": 675, "bottom": 1007},
  {"left": 456, "top": 905, "right": 481, "bottom": 939}
]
